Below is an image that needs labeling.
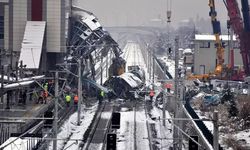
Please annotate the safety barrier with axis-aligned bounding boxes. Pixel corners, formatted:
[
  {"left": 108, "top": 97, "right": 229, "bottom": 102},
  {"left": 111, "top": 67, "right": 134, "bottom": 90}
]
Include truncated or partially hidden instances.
[{"left": 184, "top": 102, "right": 223, "bottom": 150}]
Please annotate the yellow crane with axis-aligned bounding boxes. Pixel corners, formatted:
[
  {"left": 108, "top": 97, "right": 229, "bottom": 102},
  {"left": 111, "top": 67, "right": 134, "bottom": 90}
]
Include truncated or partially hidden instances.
[{"left": 188, "top": 0, "right": 226, "bottom": 80}]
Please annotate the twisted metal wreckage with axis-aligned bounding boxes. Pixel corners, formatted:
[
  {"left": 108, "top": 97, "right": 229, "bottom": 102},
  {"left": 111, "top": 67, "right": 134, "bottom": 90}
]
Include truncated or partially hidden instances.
[{"left": 66, "top": 7, "right": 144, "bottom": 99}]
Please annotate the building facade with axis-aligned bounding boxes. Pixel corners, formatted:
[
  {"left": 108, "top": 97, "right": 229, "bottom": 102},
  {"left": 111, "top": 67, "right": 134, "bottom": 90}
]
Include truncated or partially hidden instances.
[
  {"left": 194, "top": 34, "right": 243, "bottom": 74},
  {"left": 0, "top": 0, "right": 71, "bottom": 71}
]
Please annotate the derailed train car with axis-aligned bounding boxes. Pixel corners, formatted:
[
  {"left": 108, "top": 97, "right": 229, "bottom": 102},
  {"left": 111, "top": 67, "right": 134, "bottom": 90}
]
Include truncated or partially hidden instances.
[
  {"left": 104, "top": 66, "right": 146, "bottom": 99},
  {"left": 64, "top": 7, "right": 126, "bottom": 96}
]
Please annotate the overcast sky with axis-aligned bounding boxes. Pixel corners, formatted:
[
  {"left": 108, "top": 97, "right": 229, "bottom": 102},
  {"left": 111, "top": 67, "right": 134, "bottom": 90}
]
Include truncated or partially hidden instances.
[{"left": 75, "top": 0, "right": 238, "bottom": 27}]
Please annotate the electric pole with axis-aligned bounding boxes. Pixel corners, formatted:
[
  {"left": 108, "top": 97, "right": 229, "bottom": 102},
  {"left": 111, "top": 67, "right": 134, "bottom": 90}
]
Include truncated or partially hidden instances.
[
  {"left": 77, "top": 59, "right": 82, "bottom": 126},
  {"left": 53, "top": 71, "right": 59, "bottom": 150},
  {"left": 152, "top": 48, "right": 155, "bottom": 85},
  {"left": 163, "top": 89, "right": 166, "bottom": 127},
  {"left": 213, "top": 111, "right": 219, "bottom": 150},
  {"left": 148, "top": 48, "right": 151, "bottom": 81},
  {"left": 101, "top": 56, "right": 103, "bottom": 85},
  {"left": 173, "top": 36, "right": 179, "bottom": 149},
  {"left": 163, "top": 66, "right": 167, "bottom": 126}
]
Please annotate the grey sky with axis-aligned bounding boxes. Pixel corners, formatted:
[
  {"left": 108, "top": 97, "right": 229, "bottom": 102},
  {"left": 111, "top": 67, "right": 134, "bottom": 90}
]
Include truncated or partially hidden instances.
[{"left": 75, "top": 0, "right": 232, "bottom": 27}]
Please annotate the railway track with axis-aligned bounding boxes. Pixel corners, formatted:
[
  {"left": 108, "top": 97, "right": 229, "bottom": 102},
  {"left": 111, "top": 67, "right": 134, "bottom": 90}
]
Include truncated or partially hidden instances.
[
  {"left": 80, "top": 101, "right": 113, "bottom": 150},
  {"left": 130, "top": 98, "right": 156, "bottom": 150},
  {"left": 133, "top": 100, "right": 137, "bottom": 150},
  {"left": 143, "top": 101, "right": 155, "bottom": 150},
  {"left": 34, "top": 105, "right": 75, "bottom": 150}
]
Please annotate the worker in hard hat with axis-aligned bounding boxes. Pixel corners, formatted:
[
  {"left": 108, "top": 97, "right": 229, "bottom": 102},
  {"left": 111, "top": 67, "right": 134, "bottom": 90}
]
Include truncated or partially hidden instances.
[
  {"left": 149, "top": 90, "right": 155, "bottom": 101},
  {"left": 98, "top": 90, "right": 105, "bottom": 103},
  {"left": 43, "top": 82, "right": 48, "bottom": 103},
  {"left": 74, "top": 94, "right": 79, "bottom": 105},
  {"left": 65, "top": 94, "right": 71, "bottom": 107}
]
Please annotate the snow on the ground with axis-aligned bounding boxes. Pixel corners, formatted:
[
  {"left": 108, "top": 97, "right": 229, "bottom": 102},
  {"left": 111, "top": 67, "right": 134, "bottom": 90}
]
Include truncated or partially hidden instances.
[
  {"left": 101, "top": 112, "right": 113, "bottom": 120},
  {"left": 150, "top": 106, "right": 173, "bottom": 149},
  {"left": 117, "top": 42, "right": 162, "bottom": 149},
  {"left": 159, "top": 56, "right": 175, "bottom": 78},
  {"left": 192, "top": 92, "right": 250, "bottom": 149},
  {"left": 193, "top": 92, "right": 205, "bottom": 99},
  {"left": 0, "top": 138, "right": 39, "bottom": 150},
  {"left": 48, "top": 103, "right": 98, "bottom": 150},
  {"left": 195, "top": 110, "right": 214, "bottom": 133},
  {"left": 122, "top": 42, "right": 150, "bottom": 84},
  {"left": 135, "top": 108, "right": 151, "bottom": 150},
  {"left": 117, "top": 109, "right": 134, "bottom": 150},
  {"left": 234, "top": 129, "right": 250, "bottom": 146},
  {"left": 117, "top": 106, "right": 150, "bottom": 150}
]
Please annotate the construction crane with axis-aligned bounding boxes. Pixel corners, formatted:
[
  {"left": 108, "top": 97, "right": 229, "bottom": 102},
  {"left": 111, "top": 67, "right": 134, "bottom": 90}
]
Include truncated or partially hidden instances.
[
  {"left": 224, "top": 0, "right": 250, "bottom": 77},
  {"left": 208, "top": 0, "right": 226, "bottom": 75},
  {"left": 188, "top": 0, "right": 226, "bottom": 80}
]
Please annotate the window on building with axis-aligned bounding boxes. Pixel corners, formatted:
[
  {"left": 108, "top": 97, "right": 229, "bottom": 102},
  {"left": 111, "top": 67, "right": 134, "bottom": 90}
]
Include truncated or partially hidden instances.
[
  {"left": 0, "top": 16, "right": 4, "bottom": 39},
  {"left": 199, "top": 65, "right": 205, "bottom": 74},
  {"left": 233, "top": 41, "right": 240, "bottom": 49},
  {"left": 199, "top": 41, "right": 210, "bottom": 48}
]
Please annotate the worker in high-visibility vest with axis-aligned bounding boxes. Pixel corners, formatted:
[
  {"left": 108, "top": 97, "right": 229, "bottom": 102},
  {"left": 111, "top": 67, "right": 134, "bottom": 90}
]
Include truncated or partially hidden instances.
[
  {"left": 100, "top": 90, "right": 105, "bottom": 97},
  {"left": 44, "top": 83, "right": 48, "bottom": 91},
  {"left": 65, "top": 94, "right": 71, "bottom": 107},
  {"left": 98, "top": 90, "right": 105, "bottom": 103},
  {"left": 149, "top": 90, "right": 155, "bottom": 101},
  {"left": 43, "top": 83, "right": 48, "bottom": 104},
  {"left": 74, "top": 95, "right": 78, "bottom": 105}
]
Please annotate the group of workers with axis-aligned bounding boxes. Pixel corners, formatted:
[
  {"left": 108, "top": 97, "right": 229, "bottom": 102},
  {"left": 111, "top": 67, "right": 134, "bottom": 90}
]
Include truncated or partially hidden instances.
[
  {"left": 65, "top": 90, "right": 104, "bottom": 107},
  {"left": 37, "top": 82, "right": 49, "bottom": 104},
  {"left": 34, "top": 81, "right": 107, "bottom": 107},
  {"left": 65, "top": 94, "right": 79, "bottom": 107},
  {"left": 36, "top": 82, "right": 165, "bottom": 107}
]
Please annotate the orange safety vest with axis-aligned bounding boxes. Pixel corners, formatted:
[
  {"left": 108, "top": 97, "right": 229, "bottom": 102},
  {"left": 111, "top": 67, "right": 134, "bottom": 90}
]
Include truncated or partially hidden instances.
[
  {"left": 166, "top": 83, "right": 172, "bottom": 89},
  {"left": 44, "top": 91, "right": 48, "bottom": 98},
  {"left": 149, "top": 90, "right": 155, "bottom": 97},
  {"left": 74, "top": 95, "right": 79, "bottom": 103}
]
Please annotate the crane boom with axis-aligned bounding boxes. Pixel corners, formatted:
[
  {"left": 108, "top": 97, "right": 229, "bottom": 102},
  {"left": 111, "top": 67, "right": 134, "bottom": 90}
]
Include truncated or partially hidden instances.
[
  {"left": 208, "top": 0, "right": 225, "bottom": 74},
  {"left": 187, "top": 0, "right": 225, "bottom": 80},
  {"left": 225, "top": 0, "right": 250, "bottom": 76}
]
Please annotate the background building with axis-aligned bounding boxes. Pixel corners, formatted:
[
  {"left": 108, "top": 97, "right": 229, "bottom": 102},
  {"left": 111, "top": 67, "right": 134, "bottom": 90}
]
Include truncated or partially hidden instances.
[
  {"left": 0, "top": 0, "right": 71, "bottom": 72},
  {"left": 183, "top": 48, "right": 194, "bottom": 75},
  {"left": 193, "top": 34, "right": 243, "bottom": 74}
]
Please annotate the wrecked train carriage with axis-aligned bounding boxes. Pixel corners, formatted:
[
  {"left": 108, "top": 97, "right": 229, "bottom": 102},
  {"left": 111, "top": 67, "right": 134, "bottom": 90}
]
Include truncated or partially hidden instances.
[{"left": 104, "top": 72, "right": 145, "bottom": 99}]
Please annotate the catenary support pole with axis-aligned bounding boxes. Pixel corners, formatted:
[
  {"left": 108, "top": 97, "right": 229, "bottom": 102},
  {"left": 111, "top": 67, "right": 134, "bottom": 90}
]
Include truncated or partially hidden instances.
[
  {"left": 178, "top": 79, "right": 184, "bottom": 150},
  {"left": 106, "top": 52, "right": 108, "bottom": 78},
  {"left": 152, "top": 48, "right": 155, "bottom": 85},
  {"left": 213, "top": 111, "right": 219, "bottom": 150},
  {"left": 173, "top": 36, "right": 179, "bottom": 149},
  {"left": 162, "top": 66, "right": 167, "bottom": 126},
  {"left": 101, "top": 56, "right": 103, "bottom": 85},
  {"left": 53, "top": 71, "right": 59, "bottom": 150},
  {"left": 163, "top": 88, "right": 166, "bottom": 126},
  {"left": 148, "top": 48, "right": 151, "bottom": 81},
  {"left": 77, "top": 59, "right": 82, "bottom": 126}
]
